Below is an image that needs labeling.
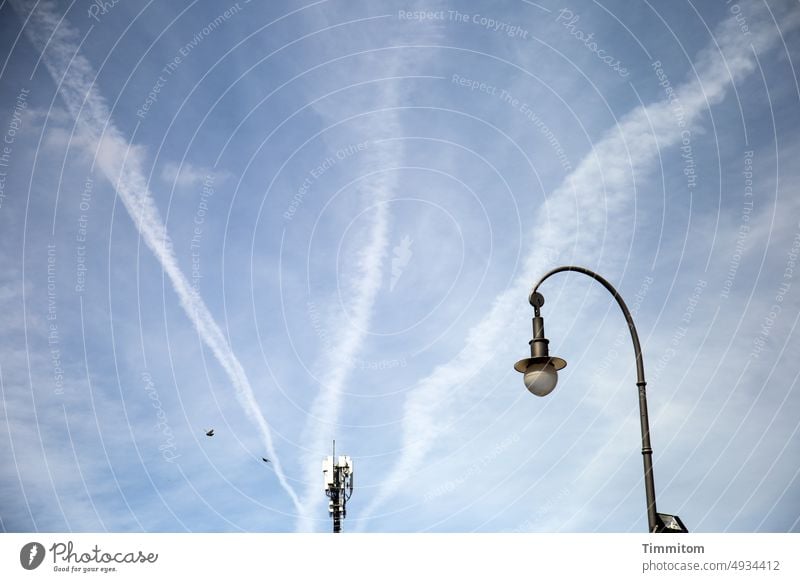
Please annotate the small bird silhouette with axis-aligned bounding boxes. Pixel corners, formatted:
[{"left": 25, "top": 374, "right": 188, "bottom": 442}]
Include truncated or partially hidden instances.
[
  {"left": 262, "top": 457, "right": 270, "bottom": 464},
  {"left": 206, "top": 429, "right": 214, "bottom": 437}
]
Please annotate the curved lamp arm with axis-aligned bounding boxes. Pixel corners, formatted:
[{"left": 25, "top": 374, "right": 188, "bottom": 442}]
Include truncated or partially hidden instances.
[
  {"left": 530, "top": 266, "right": 659, "bottom": 533},
  {"left": 531, "top": 266, "right": 645, "bottom": 384}
]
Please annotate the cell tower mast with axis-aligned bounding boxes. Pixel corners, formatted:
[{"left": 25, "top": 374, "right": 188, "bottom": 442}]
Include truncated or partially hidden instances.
[{"left": 322, "top": 440, "right": 354, "bottom": 533}]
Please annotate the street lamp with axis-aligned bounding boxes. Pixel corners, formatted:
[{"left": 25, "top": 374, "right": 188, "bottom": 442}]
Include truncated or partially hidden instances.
[
  {"left": 513, "top": 289, "right": 566, "bottom": 396},
  {"left": 515, "top": 266, "right": 687, "bottom": 533}
]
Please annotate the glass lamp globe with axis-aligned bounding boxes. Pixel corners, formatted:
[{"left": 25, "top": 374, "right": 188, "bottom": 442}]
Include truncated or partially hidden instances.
[{"left": 524, "top": 361, "right": 559, "bottom": 396}]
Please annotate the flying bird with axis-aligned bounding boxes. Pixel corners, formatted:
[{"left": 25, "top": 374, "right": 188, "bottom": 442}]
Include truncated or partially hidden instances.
[
  {"left": 205, "top": 429, "right": 214, "bottom": 437},
  {"left": 262, "top": 457, "right": 270, "bottom": 464}
]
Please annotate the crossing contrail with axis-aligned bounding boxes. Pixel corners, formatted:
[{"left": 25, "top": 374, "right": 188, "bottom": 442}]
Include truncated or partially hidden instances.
[{"left": 11, "top": 0, "right": 302, "bottom": 512}]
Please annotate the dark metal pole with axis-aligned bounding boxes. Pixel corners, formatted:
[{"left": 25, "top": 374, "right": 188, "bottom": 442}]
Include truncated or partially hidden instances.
[
  {"left": 332, "top": 483, "right": 341, "bottom": 533},
  {"left": 331, "top": 440, "right": 341, "bottom": 533},
  {"left": 531, "top": 266, "right": 659, "bottom": 533}
]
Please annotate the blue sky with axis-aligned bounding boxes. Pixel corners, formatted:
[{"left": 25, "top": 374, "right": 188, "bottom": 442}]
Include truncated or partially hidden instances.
[{"left": 0, "top": 0, "right": 798, "bottom": 533}]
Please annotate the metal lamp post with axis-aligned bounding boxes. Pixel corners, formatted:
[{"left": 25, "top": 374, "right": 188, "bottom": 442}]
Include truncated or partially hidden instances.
[{"left": 514, "top": 266, "right": 687, "bottom": 533}]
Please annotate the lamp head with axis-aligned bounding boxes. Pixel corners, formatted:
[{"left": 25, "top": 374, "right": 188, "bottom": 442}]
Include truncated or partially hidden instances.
[
  {"left": 514, "top": 356, "right": 567, "bottom": 396},
  {"left": 515, "top": 291, "right": 566, "bottom": 396}
]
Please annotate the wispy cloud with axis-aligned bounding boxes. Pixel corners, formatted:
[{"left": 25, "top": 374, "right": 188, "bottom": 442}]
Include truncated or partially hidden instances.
[
  {"left": 10, "top": 0, "right": 302, "bottom": 513},
  {"left": 359, "top": 0, "right": 800, "bottom": 525},
  {"left": 160, "top": 161, "right": 221, "bottom": 189}
]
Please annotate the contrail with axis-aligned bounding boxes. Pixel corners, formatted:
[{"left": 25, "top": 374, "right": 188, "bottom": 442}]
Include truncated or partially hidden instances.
[
  {"left": 292, "top": 0, "right": 439, "bottom": 531},
  {"left": 360, "top": 0, "right": 800, "bottom": 524},
  {"left": 11, "top": 0, "right": 302, "bottom": 512},
  {"left": 294, "top": 179, "right": 391, "bottom": 531},
  {"left": 294, "top": 92, "right": 400, "bottom": 532}
]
